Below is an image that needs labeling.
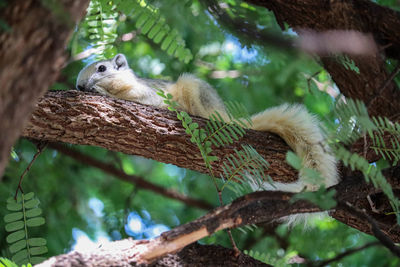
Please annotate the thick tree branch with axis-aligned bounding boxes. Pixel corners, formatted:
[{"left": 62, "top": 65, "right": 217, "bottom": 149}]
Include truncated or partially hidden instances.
[
  {"left": 47, "top": 142, "right": 213, "bottom": 210},
  {"left": 339, "top": 202, "right": 400, "bottom": 257},
  {"left": 37, "top": 180, "right": 400, "bottom": 266},
  {"left": 243, "top": 0, "right": 400, "bottom": 118},
  {"left": 22, "top": 90, "right": 298, "bottom": 183},
  {"left": 37, "top": 190, "right": 315, "bottom": 266},
  {"left": 22, "top": 91, "right": 400, "bottom": 240},
  {"left": 36, "top": 241, "right": 270, "bottom": 267},
  {"left": 0, "top": 0, "right": 90, "bottom": 177}
]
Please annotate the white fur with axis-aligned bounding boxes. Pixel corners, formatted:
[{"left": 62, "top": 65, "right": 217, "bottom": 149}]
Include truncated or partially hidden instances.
[{"left": 250, "top": 104, "right": 338, "bottom": 226}]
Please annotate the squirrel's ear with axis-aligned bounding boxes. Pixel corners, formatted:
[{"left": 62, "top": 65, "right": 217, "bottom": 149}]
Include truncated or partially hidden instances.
[{"left": 112, "top": 54, "right": 128, "bottom": 70}]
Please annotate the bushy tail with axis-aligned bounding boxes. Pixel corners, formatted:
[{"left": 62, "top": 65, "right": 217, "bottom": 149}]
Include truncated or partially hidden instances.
[{"left": 251, "top": 104, "right": 338, "bottom": 192}]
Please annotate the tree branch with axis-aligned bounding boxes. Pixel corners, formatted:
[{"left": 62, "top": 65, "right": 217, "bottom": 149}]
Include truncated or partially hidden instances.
[
  {"left": 47, "top": 142, "right": 213, "bottom": 210},
  {"left": 36, "top": 182, "right": 400, "bottom": 266},
  {"left": 243, "top": 0, "right": 400, "bottom": 118},
  {"left": 22, "top": 90, "right": 298, "bottom": 183},
  {"left": 23, "top": 91, "right": 400, "bottom": 241},
  {"left": 339, "top": 201, "right": 400, "bottom": 257},
  {"left": 37, "top": 190, "right": 315, "bottom": 266},
  {"left": 36, "top": 241, "right": 271, "bottom": 267}
]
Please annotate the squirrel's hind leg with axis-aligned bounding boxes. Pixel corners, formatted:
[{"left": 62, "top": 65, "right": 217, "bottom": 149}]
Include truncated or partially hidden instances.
[{"left": 169, "top": 74, "right": 228, "bottom": 119}]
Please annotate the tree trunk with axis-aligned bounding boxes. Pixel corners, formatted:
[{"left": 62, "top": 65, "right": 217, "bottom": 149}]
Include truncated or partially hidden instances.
[{"left": 0, "top": 0, "right": 90, "bottom": 177}]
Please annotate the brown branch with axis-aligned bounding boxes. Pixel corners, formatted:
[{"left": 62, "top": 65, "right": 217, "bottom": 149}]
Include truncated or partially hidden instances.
[
  {"left": 373, "top": 62, "right": 400, "bottom": 105},
  {"left": 243, "top": 0, "right": 400, "bottom": 118},
  {"left": 36, "top": 241, "right": 271, "bottom": 267},
  {"left": 15, "top": 142, "right": 47, "bottom": 199},
  {"left": 23, "top": 90, "right": 400, "bottom": 241},
  {"left": 37, "top": 190, "right": 316, "bottom": 266},
  {"left": 34, "top": 178, "right": 400, "bottom": 266},
  {"left": 330, "top": 172, "right": 400, "bottom": 243},
  {"left": 47, "top": 142, "right": 213, "bottom": 210},
  {"left": 339, "top": 201, "right": 400, "bottom": 257},
  {"left": 22, "top": 90, "right": 298, "bottom": 183},
  {"left": 204, "top": 0, "right": 379, "bottom": 57}
]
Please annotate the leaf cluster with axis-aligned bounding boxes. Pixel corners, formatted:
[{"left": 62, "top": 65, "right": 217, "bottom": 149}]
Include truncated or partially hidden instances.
[
  {"left": 80, "top": 0, "right": 119, "bottom": 58},
  {"left": 0, "top": 257, "right": 31, "bottom": 267},
  {"left": 77, "top": 0, "right": 192, "bottom": 62},
  {"left": 158, "top": 90, "right": 269, "bottom": 197},
  {"left": 4, "top": 193, "right": 47, "bottom": 266},
  {"left": 332, "top": 99, "right": 400, "bottom": 222}
]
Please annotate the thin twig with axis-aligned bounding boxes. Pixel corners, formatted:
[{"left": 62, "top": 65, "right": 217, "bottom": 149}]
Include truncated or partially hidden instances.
[
  {"left": 314, "top": 241, "right": 380, "bottom": 267},
  {"left": 377, "top": 62, "right": 400, "bottom": 94},
  {"left": 208, "top": 166, "right": 240, "bottom": 255},
  {"left": 14, "top": 142, "right": 47, "bottom": 199},
  {"left": 339, "top": 201, "right": 400, "bottom": 257},
  {"left": 48, "top": 142, "right": 213, "bottom": 210}
]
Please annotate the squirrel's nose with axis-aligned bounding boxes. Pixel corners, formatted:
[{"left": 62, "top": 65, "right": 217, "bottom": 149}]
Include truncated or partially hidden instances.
[{"left": 77, "top": 85, "right": 85, "bottom": 91}]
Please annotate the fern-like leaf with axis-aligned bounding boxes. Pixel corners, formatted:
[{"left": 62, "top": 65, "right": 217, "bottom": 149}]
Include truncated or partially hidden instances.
[
  {"left": 221, "top": 145, "right": 270, "bottom": 194},
  {"left": 334, "top": 98, "right": 375, "bottom": 144},
  {"left": 113, "top": 0, "right": 193, "bottom": 63},
  {"left": 334, "top": 55, "right": 360, "bottom": 74},
  {"left": 335, "top": 145, "right": 400, "bottom": 223},
  {"left": 370, "top": 116, "right": 400, "bottom": 164},
  {"left": 80, "top": 0, "right": 119, "bottom": 58},
  {"left": 4, "top": 193, "right": 47, "bottom": 266}
]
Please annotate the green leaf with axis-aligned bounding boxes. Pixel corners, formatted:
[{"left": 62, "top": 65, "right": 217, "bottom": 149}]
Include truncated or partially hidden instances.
[
  {"left": 189, "top": 122, "right": 198, "bottom": 131},
  {"left": 25, "top": 208, "right": 42, "bottom": 218},
  {"left": 7, "top": 197, "right": 17, "bottom": 203},
  {"left": 5, "top": 221, "right": 24, "bottom": 232},
  {"left": 286, "top": 151, "right": 302, "bottom": 170},
  {"left": 23, "top": 192, "right": 35, "bottom": 200},
  {"left": 26, "top": 217, "right": 45, "bottom": 227},
  {"left": 30, "top": 257, "right": 46, "bottom": 265},
  {"left": 208, "top": 155, "right": 219, "bottom": 162},
  {"left": 4, "top": 212, "right": 23, "bottom": 223},
  {"left": 6, "top": 203, "right": 22, "bottom": 211},
  {"left": 6, "top": 230, "right": 25, "bottom": 244},
  {"left": 11, "top": 249, "right": 28, "bottom": 264},
  {"left": 28, "top": 238, "right": 47, "bottom": 247},
  {"left": 29, "top": 246, "right": 48, "bottom": 256},
  {"left": 0, "top": 257, "right": 19, "bottom": 267},
  {"left": 24, "top": 199, "right": 40, "bottom": 209},
  {"left": 9, "top": 240, "right": 27, "bottom": 254},
  {"left": 291, "top": 188, "right": 337, "bottom": 210}
]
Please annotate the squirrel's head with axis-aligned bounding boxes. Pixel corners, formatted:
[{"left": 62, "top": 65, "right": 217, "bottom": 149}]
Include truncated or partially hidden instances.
[{"left": 76, "top": 54, "right": 133, "bottom": 94}]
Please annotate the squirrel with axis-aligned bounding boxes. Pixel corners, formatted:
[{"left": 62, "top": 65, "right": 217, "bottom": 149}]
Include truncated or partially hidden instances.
[{"left": 76, "top": 53, "right": 338, "bottom": 195}]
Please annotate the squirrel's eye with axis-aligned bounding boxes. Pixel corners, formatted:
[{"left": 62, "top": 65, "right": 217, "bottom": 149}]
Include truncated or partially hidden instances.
[{"left": 98, "top": 65, "right": 107, "bottom": 72}]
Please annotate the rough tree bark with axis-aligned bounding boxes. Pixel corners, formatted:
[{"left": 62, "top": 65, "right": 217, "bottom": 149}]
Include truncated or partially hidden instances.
[
  {"left": 0, "top": 0, "right": 90, "bottom": 177},
  {"left": 243, "top": 0, "right": 400, "bottom": 163},
  {"left": 22, "top": 90, "right": 297, "bottom": 182},
  {"left": 37, "top": 241, "right": 270, "bottom": 267}
]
